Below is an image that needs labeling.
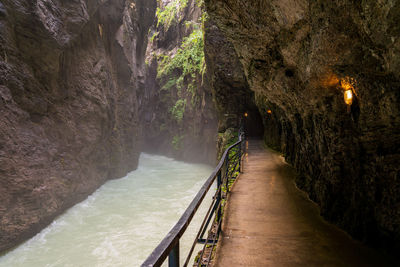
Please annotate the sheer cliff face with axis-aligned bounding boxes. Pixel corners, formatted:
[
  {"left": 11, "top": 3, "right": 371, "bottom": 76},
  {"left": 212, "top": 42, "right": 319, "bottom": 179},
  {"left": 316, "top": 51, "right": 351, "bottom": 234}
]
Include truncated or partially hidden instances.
[
  {"left": 0, "top": 0, "right": 156, "bottom": 252},
  {"left": 205, "top": 0, "right": 400, "bottom": 251},
  {"left": 204, "top": 18, "right": 261, "bottom": 157},
  {"left": 140, "top": 0, "right": 217, "bottom": 164}
]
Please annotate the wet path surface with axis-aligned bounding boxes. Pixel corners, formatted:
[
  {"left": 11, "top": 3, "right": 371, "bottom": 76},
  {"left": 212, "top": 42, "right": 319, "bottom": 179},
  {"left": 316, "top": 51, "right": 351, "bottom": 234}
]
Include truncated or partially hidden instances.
[{"left": 215, "top": 140, "right": 397, "bottom": 266}]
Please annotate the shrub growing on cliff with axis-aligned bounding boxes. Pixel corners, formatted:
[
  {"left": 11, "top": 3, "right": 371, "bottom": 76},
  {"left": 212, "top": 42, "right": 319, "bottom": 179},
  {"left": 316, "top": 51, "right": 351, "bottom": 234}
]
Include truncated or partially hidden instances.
[
  {"left": 157, "top": 29, "right": 205, "bottom": 89},
  {"left": 170, "top": 99, "right": 187, "bottom": 123},
  {"left": 156, "top": 0, "right": 189, "bottom": 29},
  {"left": 172, "top": 135, "right": 184, "bottom": 150},
  {"left": 158, "top": 29, "right": 204, "bottom": 77},
  {"left": 162, "top": 78, "right": 178, "bottom": 91}
]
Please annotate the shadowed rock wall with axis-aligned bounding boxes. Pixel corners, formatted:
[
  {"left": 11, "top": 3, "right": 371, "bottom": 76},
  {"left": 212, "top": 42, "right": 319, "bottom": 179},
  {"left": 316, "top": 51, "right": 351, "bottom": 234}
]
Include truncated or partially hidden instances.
[
  {"left": 205, "top": 0, "right": 400, "bottom": 253},
  {"left": 0, "top": 0, "right": 156, "bottom": 252},
  {"left": 204, "top": 17, "right": 261, "bottom": 157}
]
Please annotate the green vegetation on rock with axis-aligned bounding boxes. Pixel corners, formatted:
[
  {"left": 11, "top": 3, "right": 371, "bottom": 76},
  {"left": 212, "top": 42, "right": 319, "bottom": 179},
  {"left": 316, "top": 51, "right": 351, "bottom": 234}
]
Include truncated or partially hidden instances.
[
  {"left": 151, "top": 0, "right": 212, "bottom": 154},
  {"left": 156, "top": 0, "right": 189, "bottom": 29},
  {"left": 157, "top": 29, "right": 204, "bottom": 81},
  {"left": 172, "top": 135, "right": 184, "bottom": 150},
  {"left": 157, "top": 28, "right": 205, "bottom": 107},
  {"left": 161, "top": 77, "right": 178, "bottom": 91},
  {"left": 170, "top": 99, "right": 187, "bottom": 123},
  {"left": 149, "top": 31, "right": 158, "bottom": 44}
]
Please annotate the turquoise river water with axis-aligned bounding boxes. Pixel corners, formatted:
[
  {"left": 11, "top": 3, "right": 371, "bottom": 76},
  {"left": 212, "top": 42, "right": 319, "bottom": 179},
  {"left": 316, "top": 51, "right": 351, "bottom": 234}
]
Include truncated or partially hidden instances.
[{"left": 0, "top": 153, "right": 214, "bottom": 267}]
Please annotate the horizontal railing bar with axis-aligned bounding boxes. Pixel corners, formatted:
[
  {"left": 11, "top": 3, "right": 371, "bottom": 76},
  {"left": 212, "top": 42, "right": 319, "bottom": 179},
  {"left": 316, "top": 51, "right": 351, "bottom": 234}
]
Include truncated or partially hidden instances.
[
  {"left": 197, "top": 238, "right": 217, "bottom": 244},
  {"left": 142, "top": 138, "right": 243, "bottom": 267}
]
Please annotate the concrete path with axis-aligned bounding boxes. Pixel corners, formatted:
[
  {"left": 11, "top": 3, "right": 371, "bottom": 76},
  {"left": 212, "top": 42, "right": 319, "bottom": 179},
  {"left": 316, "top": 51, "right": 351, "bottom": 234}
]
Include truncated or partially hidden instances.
[{"left": 214, "top": 140, "right": 396, "bottom": 266}]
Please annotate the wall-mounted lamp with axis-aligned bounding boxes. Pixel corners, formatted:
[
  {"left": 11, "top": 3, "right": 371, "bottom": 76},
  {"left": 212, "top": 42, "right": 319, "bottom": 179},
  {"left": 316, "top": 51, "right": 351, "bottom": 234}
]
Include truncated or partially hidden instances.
[
  {"left": 340, "top": 79, "right": 355, "bottom": 113},
  {"left": 344, "top": 89, "right": 353, "bottom": 106}
]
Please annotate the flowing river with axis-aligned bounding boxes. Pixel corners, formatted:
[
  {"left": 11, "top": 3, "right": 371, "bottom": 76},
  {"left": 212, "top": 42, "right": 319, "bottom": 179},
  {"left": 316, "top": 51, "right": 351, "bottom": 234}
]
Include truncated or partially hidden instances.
[{"left": 0, "top": 153, "right": 215, "bottom": 267}]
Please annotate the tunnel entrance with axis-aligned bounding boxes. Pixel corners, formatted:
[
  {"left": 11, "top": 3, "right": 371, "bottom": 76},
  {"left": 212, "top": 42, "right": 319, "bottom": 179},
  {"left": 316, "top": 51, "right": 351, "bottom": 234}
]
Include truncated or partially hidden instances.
[{"left": 243, "top": 108, "right": 264, "bottom": 138}]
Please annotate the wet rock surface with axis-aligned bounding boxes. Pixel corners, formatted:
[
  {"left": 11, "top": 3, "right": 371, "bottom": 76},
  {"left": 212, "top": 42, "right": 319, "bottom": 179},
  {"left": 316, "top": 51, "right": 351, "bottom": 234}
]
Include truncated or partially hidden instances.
[
  {"left": 204, "top": 17, "right": 262, "bottom": 157},
  {"left": 0, "top": 0, "right": 156, "bottom": 252},
  {"left": 205, "top": 0, "right": 400, "bottom": 254},
  {"left": 141, "top": 0, "right": 217, "bottom": 164}
]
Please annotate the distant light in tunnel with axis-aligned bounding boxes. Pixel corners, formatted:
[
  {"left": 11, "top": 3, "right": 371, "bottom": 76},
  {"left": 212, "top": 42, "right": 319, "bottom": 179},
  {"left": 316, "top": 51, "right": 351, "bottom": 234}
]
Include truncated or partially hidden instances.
[
  {"left": 244, "top": 112, "right": 248, "bottom": 117},
  {"left": 267, "top": 110, "right": 272, "bottom": 114}
]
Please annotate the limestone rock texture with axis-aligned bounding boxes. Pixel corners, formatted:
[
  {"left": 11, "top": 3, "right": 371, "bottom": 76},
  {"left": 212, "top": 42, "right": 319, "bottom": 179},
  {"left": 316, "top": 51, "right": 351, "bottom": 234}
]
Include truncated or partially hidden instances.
[
  {"left": 141, "top": 0, "right": 217, "bottom": 164},
  {"left": 0, "top": 0, "right": 156, "bottom": 252},
  {"left": 204, "top": 17, "right": 262, "bottom": 157},
  {"left": 205, "top": 0, "right": 400, "bottom": 253}
]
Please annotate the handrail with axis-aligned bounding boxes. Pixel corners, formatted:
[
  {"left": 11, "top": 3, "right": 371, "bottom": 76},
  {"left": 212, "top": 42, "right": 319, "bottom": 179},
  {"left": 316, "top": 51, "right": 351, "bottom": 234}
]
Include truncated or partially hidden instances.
[{"left": 142, "top": 131, "right": 245, "bottom": 267}]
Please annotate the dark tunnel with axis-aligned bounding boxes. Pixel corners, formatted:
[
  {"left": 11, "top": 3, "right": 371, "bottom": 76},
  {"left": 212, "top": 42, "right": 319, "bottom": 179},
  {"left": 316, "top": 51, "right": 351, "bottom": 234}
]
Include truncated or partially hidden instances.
[{"left": 243, "top": 108, "right": 264, "bottom": 138}]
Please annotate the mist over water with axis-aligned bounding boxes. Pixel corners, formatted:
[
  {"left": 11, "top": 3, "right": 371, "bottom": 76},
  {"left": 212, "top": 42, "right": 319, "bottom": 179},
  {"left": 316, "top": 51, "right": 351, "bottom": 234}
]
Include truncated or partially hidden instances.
[{"left": 0, "top": 153, "right": 214, "bottom": 267}]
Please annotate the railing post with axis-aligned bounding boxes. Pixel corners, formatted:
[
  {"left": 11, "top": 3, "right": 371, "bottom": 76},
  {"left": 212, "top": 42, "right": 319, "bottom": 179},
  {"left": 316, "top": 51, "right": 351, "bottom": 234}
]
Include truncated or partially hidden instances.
[
  {"left": 217, "top": 170, "right": 222, "bottom": 235},
  {"left": 169, "top": 241, "right": 179, "bottom": 267},
  {"left": 225, "top": 154, "right": 229, "bottom": 192},
  {"left": 238, "top": 128, "right": 244, "bottom": 173},
  {"left": 238, "top": 144, "right": 242, "bottom": 173}
]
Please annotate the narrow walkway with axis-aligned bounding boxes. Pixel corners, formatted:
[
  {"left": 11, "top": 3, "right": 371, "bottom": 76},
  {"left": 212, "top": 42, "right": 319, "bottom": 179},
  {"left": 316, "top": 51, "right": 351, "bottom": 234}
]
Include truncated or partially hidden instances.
[{"left": 214, "top": 140, "right": 395, "bottom": 266}]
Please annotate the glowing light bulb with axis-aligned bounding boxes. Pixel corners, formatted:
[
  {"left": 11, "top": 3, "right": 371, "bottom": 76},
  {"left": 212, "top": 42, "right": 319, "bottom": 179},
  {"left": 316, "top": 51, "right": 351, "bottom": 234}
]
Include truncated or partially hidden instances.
[
  {"left": 344, "top": 89, "right": 353, "bottom": 105},
  {"left": 340, "top": 79, "right": 355, "bottom": 107},
  {"left": 267, "top": 110, "right": 272, "bottom": 114},
  {"left": 244, "top": 112, "right": 248, "bottom": 117}
]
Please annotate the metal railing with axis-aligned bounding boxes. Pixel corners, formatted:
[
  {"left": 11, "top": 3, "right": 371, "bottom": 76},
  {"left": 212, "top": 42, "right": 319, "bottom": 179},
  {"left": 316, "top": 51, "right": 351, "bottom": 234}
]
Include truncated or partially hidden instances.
[{"left": 142, "top": 130, "right": 245, "bottom": 267}]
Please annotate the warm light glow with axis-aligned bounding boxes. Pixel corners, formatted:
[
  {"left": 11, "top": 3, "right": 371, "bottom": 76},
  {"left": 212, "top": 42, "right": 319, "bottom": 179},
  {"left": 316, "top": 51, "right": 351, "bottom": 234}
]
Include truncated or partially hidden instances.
[
  {"left": 320, "top": 73, "right": 340, "bottom": 88},
  {"left": 341, "top": 80, "right": 353, "bottom": 91},
  {"left": 344, "top": 89, "right": 353, "bottom": 105},
  {"left": 244, "top": 112, "right": 248, "bottom": 117},
  {"left": 267, "top": 110, "right": 272, "bottom": 114},
  {"left": 340, "top": 78, "right": 355, "bottom": 106}
]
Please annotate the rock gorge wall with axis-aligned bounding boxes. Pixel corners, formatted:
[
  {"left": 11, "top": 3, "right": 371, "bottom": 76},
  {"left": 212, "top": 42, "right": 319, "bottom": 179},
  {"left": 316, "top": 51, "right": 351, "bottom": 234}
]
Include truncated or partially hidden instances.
[
  {"left": 204, "top": 17, "right": 261, "bottom": 157},
  {"left": 205, "top": 0, "right": 400, "bottom": 253},
  {"left": 141, "top": 0, "right": 217, "bottom": 164},
  {"left": 0, "top": 0, "right": 156, "bottom": 252}
]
